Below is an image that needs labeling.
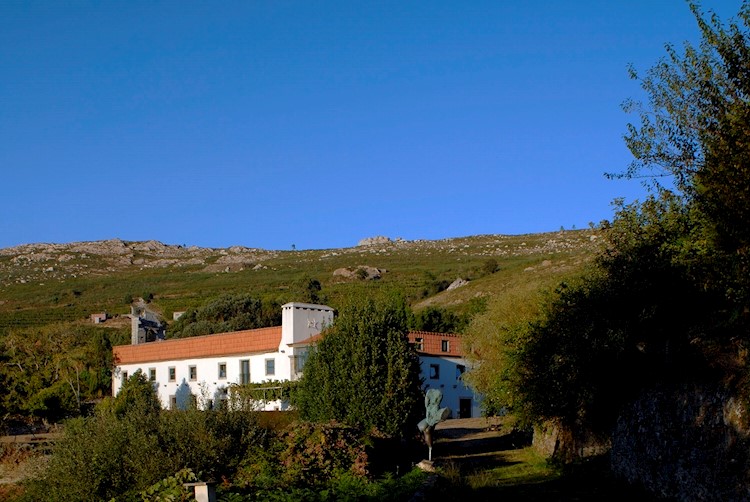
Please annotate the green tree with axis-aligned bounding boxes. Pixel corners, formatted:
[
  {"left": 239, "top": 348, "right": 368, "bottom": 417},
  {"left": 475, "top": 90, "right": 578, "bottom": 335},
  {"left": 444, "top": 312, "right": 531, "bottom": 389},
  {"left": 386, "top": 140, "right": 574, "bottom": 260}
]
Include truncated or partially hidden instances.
[
  {"left": 292, "top": 274, "right": 325, "bottom": 304},
  {"left": 483, "top": 1, "right": 750, "bottom": 435},
  {"left": 112, "top": 369, "right": 162, "bottom": 418},
  {"left": 410, "top": 306, "right": 466, "bottom": 333},
  {"left": 169, "top": 294, "right": 281, "bottom": 338},
  {"left": 295, "top": 294, "right": 423, "bottom": 440},
  {"left": 0, "top": 325, "right": 125, "bottom": 420},
  {"left": 619, "top": 1, "right": 750, "bottom": 307}
]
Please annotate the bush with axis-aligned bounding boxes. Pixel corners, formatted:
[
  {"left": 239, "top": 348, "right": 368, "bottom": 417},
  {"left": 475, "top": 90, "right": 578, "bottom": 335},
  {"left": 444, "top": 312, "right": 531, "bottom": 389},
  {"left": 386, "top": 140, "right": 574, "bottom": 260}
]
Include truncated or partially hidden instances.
[
  {"left": 294, "top": 293, "right": 423, "bottom": 441},
  {"left": 236, "top": 421, "right": 369, "bottom": 491},
  {"left": 23, "top": 400, "right": 262, "bottom": 501}
]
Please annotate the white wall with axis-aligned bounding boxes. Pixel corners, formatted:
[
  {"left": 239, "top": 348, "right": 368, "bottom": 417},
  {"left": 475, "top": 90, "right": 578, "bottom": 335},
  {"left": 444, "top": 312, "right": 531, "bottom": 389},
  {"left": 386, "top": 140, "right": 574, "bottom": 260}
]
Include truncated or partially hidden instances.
[
  {"left": 114, "top": 351, "right": 293, "bottom": 411},
  {"left": 419, "top": 355, "right": 482, "bottom": 418},
  {"left": 280, "top": 303, "right": 334, "bottom": 346},
  {"left": 113, "top": 302, "right": 483, "bottom": 416}
]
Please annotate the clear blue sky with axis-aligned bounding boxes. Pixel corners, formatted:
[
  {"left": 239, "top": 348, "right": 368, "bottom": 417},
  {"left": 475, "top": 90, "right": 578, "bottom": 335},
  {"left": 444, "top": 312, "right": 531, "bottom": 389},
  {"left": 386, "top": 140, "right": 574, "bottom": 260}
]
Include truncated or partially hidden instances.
[{"left": 0, "top": 1, "right": 741, "bottom": 250}]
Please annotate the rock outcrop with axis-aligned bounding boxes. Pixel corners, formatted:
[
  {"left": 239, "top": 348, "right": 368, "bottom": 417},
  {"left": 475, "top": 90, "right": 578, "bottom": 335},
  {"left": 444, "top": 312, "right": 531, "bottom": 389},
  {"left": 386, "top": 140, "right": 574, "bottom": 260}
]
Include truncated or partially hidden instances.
[
  {"left": 332, "top": 266, "right": 385, "bottom": 280},
  {"left": 358, "top": 236, "right": 392, "bottom": 246}
]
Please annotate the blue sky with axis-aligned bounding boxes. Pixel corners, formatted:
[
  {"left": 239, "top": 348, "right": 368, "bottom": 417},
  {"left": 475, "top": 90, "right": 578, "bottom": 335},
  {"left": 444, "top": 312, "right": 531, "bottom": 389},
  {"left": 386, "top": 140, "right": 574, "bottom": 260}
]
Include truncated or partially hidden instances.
[{"left": 0, "top": 1, "right": 742, "bottom": 250}]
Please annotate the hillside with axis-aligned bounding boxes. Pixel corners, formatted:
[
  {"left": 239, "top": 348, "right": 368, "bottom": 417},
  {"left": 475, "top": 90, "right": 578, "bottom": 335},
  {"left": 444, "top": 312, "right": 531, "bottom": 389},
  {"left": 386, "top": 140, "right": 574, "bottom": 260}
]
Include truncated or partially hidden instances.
[{"left": 0, "top": 230, "right": 601, "bottom": 333}]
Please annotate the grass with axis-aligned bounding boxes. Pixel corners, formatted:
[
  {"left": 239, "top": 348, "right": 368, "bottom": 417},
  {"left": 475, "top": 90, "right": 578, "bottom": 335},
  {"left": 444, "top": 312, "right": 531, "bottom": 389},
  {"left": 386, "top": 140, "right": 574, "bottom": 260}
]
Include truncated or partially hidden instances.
[
  {"left": 426, "top": 446, "right": 662, "bottom": 501},
  {"left": 0, "top": 230, "right": 599, "bottom": 334}
]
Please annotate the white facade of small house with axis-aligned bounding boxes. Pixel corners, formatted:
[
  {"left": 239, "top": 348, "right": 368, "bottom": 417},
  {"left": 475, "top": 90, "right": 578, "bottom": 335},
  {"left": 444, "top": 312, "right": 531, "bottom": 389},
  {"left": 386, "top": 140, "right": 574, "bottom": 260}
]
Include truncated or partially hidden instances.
[
  {"left": 408, "top": 332, "right": 482, "bottom": 418},
  {"left": 113, "top": 303, "right": 481, "bottom": 416}
]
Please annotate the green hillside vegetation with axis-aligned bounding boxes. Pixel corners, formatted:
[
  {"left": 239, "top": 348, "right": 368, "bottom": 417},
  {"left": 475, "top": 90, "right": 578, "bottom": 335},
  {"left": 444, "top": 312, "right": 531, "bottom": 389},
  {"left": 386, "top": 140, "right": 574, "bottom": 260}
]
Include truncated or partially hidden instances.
[
  {"left": 0, "top": 230, "right": 598, "bottom": 423},
  {"left": 0, "top": 232, "right": 598, "bottom": 333}
]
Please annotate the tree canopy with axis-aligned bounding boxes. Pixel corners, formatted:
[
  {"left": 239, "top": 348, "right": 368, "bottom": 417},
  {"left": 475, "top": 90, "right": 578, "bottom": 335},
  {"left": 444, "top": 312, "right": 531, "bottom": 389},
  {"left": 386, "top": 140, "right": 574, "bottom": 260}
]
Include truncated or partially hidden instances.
[
  {"left": 295, "top": 293, "right": 423, "bottom": 440},
  {"left": 169, "top": 294, "right": 281, "bottom": 338},
  {"left": 469, "top": 2, "right": 750, "bottom": 432}
]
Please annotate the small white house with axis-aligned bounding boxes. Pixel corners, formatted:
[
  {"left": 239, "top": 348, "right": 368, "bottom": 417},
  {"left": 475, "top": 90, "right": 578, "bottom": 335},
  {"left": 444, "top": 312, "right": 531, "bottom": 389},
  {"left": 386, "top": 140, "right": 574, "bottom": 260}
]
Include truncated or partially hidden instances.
[{"left": 112, "top": 302, "right": 481, "bottom": 416}]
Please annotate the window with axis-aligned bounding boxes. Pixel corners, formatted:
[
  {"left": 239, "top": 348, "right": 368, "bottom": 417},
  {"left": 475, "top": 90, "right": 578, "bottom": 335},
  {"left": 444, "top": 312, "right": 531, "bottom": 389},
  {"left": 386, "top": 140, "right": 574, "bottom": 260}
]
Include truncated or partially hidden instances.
[
  {"left": 456, "top": 364, "right": 466, "bottom": 380},
  {"left": 168, "top": 367, "right": 176, "bottom": 382},
  {"left": 149, "top": 368, "right": 156, "bottom": 381},
  {"left": 169, "top": 395, "right": 177, "bottom": 410},
  {"left": 218, "top": 362, "right": 227, "bottom": 379},
  {"left": 189, "top": 365, "right": 197, "bottom": 381},
  {"left": 292, "top": 351, "right": 308, "bottom": 375},
  {"left": 240, "top": 360, "right": 250, "bottom": 384},
  {"left": 265, "top": 358, "right": 275, "bottom": 376},
  {"left": 122, "top": 371, "right": 128, "bottom": 382},
  {"left": 441, "top": 339, "right": 450, "bottom": 352},
  {"left": 414, "top": 337, "right": 424, "bottom": 351},
  {"left": 429, "top": 364, "right": 440, "bottom": 380}
]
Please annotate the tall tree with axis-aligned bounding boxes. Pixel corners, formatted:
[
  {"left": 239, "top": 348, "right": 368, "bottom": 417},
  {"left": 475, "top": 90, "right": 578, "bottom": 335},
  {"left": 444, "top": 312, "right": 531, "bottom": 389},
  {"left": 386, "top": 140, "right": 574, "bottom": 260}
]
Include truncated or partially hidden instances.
[
  {"left": 473, "top": 2, "right": 750, "bottom": 433},
  {"left": 295, "top": 293, "right": 423, "bottom": 440},
  {"left": 619, "top": 1, "right": 750, "bottom": 304}
]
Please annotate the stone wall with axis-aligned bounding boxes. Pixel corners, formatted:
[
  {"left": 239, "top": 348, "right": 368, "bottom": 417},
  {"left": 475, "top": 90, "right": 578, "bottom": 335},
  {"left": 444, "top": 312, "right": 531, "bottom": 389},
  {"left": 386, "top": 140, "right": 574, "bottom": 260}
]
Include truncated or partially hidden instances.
[
  {"left": 610, "top": 383, "right": 750, "bottom": 501},
  {"left": 532, "top": 419, "right": 610, "bottom": 463}
]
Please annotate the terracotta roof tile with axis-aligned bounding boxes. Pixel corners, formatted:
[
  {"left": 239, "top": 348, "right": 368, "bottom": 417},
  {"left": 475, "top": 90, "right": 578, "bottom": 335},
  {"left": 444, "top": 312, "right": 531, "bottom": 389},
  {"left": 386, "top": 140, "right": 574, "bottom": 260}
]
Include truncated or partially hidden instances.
[
  {"left": 408, "top": 331, "right": 464, "bottom": 357},
  {"left": 113, "top": 327, "right": 464, "bottom": 365},
  {"left": 113, "top": 326, "right": 282, "bottom": 365}
]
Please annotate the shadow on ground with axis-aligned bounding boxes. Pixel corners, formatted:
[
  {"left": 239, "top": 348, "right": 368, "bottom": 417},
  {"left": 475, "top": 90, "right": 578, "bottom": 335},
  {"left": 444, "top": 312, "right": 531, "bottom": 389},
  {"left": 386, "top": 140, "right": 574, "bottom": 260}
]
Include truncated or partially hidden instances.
[{"left": 419, "top": 418, "right": 667, "bottom": 502}]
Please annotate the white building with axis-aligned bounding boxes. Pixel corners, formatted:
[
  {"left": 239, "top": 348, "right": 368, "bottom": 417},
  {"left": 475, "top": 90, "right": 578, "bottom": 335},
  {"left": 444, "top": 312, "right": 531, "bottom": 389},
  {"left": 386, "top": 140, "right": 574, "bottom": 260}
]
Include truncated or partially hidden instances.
[{"left": 112, "top": 302, "right": 481, "bottom": 417}]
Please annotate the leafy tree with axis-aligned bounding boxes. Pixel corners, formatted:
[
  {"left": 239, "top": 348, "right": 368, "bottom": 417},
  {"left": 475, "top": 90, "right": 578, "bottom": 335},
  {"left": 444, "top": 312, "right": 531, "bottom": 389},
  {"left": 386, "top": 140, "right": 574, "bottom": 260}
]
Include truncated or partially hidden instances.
[
  {"left": 482, "top": 258, "right": 500, "bottom": 276},
  {"left": 619, "top": 1, "right": 750, "bottom": 308},
  {"left": 169, "top": 294, "right": 281, "bottom": 338},
  {"left": 410, "top": 306, "right": 466, "bottom": 333},
  {"left": 295, "top": 294, "right": 423, "bottom": 440},
  {"left": 472, "top": 2, "right": 750, "bottom": 436},
  {"left": 25, "top": 397, "right": 262, "bottom": 501},
  {"left": 112, "top": 369, "right": 162, "bottom": 418},
  {"left": 291, "top": 274, "right": 326, "bottom": 304},
  {"left": 0, "top": 325, "right": 124, "bottom": 420}
]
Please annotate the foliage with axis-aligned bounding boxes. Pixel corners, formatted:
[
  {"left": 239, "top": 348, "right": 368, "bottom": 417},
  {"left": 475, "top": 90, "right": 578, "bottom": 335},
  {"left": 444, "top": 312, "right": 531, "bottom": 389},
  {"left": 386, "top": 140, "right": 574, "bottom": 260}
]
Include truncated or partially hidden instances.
[
  {"left": 23, "top": 388, "right": 262, "bottom": 501},
  {"left": 111, "top": 369, "right": 162, "bottom": 418},
  {"left": 0, "top": 324, "right": 125, "bottom": 420},
  {"left": 295, "top": 293, "right": 423, "bottom": 440},
  {"left": 291, "top": 275, "right": 326, "bottom": 304},
  {"left": 140, "top": 468, "right": 197, "bottom": 501},
  {"left": 410, "top": 306, "right": 468, "bottom": 333},
  {"left": 233, "top": 421, "right": 426, "bottom": 500},
  {"left": 618, "top": 1, "right": 750, "bottom": 315},
  {"left": 236, "top": 421, "right": 369, "bottom": 490},
  {"left": 465, "top": 2, "right": 750, "bottom": 435},
  {"left": 483, "top": 194, "right": 731, "bottom": 431},
  {"left": 229, "top": 380, "right": 298, "bottom": 409},
  {"left": 482, "top": 258, "right": 500, "bottom": 276},
  {"left": 169, "top": 294, "right": 281, "bottom": 338}
]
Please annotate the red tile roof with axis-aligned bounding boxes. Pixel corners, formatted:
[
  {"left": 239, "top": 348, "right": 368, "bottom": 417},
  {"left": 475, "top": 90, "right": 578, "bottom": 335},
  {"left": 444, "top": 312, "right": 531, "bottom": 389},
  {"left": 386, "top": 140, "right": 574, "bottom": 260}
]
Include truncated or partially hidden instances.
[
  {"left": 113, "top": 326, "right": 282, "bottom": 365},
  {"left": 408, "top": 331, "right": 464, "bottom": 357},
  {"left": 291, "top": 331, "right": 464, "bottom": 356},
  {"left": 112, "top": 327, "right": 464, "bottom": 365}
]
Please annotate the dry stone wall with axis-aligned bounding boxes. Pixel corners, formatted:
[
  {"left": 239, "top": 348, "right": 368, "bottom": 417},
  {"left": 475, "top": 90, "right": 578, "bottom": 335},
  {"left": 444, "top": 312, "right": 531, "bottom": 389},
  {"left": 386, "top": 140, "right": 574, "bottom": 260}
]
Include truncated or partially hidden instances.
[{"left": 611, "top": 383, "right": 750, "bottom": 501}]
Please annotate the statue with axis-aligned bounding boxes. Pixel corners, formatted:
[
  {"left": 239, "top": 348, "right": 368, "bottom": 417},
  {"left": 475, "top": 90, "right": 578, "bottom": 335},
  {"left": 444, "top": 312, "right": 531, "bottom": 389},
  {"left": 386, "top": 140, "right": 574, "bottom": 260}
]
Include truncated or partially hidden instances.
[{"left": 417, "top": 388, "right": 451, "bottom": 461}]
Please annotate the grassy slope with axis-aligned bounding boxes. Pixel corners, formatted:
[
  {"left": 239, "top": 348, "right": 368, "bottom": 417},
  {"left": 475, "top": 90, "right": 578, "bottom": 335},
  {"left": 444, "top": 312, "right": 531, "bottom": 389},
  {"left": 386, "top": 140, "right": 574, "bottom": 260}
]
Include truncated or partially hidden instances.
[{"left": 0, "top": 230, "right": 600, "bottom": 333}]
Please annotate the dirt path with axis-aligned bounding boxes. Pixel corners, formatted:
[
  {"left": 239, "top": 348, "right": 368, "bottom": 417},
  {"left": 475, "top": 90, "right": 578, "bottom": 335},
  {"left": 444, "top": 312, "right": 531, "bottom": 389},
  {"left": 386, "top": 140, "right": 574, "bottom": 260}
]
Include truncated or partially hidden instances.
[
  {"left": 429, "top": 417, "right": 530, "bottom": 468},
  {"left": 0, "top": 433, "right": 58, "bottom": 486}
]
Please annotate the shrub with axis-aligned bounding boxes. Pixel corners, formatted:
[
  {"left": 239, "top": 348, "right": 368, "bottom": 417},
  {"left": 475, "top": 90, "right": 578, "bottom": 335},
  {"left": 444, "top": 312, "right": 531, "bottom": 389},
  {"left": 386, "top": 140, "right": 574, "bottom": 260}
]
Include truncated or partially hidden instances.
[
  {"left": 23, "top": 401, "right": 262, "bottom": 501},
  {"left": 295, "top": 294, "right": 423, "bottom": 441},
  {"left": 235, "top": 421, "right": 370, "bottom": 491}
]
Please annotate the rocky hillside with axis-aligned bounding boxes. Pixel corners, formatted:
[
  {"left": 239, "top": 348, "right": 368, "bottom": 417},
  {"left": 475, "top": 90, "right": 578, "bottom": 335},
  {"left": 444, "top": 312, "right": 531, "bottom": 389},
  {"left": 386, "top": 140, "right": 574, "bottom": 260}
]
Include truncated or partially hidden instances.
[
  {"left": 0, "top": 233, "right": 599, "bottom": 287},
  {"left": 0, "top": 230, "right": 601, "bottom": 331},
  {"left": 0, "top": 239, "right": 280, "bottom": 287}
]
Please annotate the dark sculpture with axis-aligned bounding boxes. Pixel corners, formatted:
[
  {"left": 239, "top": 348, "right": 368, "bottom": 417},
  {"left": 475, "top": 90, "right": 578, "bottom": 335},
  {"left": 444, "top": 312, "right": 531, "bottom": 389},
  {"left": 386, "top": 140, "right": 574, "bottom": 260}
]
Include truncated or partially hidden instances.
[{"left": 417, "top": 388, "right": 451, "bottom": 460}]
